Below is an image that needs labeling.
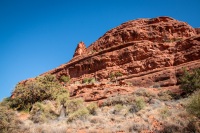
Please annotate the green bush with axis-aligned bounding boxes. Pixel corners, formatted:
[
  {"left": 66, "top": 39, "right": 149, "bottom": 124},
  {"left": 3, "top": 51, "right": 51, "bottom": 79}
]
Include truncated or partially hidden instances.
[
  {"left": 65, "top": 98, "right": 84, "bottom": 115},
  {"left": 157, "top": 91, "right": 172, "bottom": 101},
  {"left": 65, "top": 98, "right": 96, "bottom": 122},
  {"left": 0, "top": 97, "right": 12, "bottom": 108},
  {"left": 135, "top": 97, "right": 146, "bottom": 111},
  {"left": 109, "top": 72, "right": 115, "bottom": 81},
  {"left": 109, "top": 71, "right": 123, "bottom": 81},
  {"left": 10, "top": 74, "right": 68, "bottom": 111},
  {"left": 0, "top": 105, "right": 20, "bottom": 133},
  {"left": 128, "top": 97, "right": 146, "bottom": 113},
  {"left": 60, "top": 75, "right": 70, "bottom": 83},
  {"left": 82, "top": 78, "right": 96, "bottom": 84},
  {"left": 186, "top": 90, "right": 200, "bottom": 118},
  {"left": 87, "top": 103, "right": 98, "bottom": 115},
  {"left": 115, "top": 72, "right": 123, "bottom": 77},
  {"left": 56, "top": 92, "right": 69, "bottom": 106},
  {"left": 180, "top": 68, "right": 200, "bottom": 94},
  {"left": 102, "top": 93, "right": 141, "bottom": 107},
  {"left": 114, "top": 104, "right": 124, "bottom": 113},
  {"left": 67, "top": 107, "right": 89, "bottom": 122},
  {"left": 82, "top": 78, "right": 89, "bottom": 84},
  {"left": 88, "top": 78, "right": 96, "bottom": 83},
  {"left": 30, "top": 101, "right": 58, "bottom": 123},
  {"left": 159, "top": 106, "right": 171, "bottom": 119}
]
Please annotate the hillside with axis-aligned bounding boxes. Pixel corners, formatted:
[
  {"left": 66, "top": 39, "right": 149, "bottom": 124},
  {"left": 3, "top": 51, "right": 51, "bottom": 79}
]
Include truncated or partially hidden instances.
[
  {"left": 1, "top": 16, "right": 200, "bottom": 133},
  {"left": 35, "top": 16, "right": 200, "bottom": 103}
]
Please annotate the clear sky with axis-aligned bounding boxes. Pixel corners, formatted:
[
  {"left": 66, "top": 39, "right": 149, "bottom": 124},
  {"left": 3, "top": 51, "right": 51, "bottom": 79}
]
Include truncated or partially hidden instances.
[{"left": 0, "top": 0, "right": 199, "bottom": 101}]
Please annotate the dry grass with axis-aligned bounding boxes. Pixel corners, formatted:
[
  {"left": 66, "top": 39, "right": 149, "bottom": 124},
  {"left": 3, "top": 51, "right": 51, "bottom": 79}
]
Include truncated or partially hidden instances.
[{"left": 5, "top": 87, "right": 200, "bottom": 133}]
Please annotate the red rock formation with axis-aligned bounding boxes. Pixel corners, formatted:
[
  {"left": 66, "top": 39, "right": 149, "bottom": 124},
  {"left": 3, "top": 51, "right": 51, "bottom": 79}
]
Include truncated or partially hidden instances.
[
  {"left": 73, "top": 41, "right": 87, "bottom": 57},
  {"left": 87, "top": 16, "right": 196, "bottom": 52},
  {"left": 195, "top": 28, "right": 200, "bottom": 34},
  {"left": 18, "top": 16, "right": 200, "bottom": 102}
]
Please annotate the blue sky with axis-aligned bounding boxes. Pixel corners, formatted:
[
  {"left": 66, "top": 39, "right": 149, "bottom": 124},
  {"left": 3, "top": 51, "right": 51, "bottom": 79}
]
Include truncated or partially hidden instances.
[{"left": 0, "top": 0, "right": 199, "bottom": 101}]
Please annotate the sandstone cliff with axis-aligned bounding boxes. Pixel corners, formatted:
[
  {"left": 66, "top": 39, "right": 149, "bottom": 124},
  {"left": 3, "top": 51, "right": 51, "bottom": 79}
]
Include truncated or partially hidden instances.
[
  {"left": 20, "top": 16, "right": 200, "bottom": 102},
  {"left": 9, "top": 16, "right": 200, "bottom": 133},
  {"left": 46, "top": 17, "right": 199, "bottom": 85}
]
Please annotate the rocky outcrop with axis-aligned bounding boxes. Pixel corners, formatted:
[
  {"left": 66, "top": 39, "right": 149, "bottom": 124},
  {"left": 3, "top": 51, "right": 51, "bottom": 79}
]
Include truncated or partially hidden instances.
[
  {"left": 87, "top": 16, "right": 196, "bottom": 52},
  {"left": 20, "top": 16, "right": 200, "bottom": 102},
  {"left": 195, "top": 28, "right": 200, "bottom": 34},
  {"left": 73, "top": 41, "right": 87, "bottom": 57}
]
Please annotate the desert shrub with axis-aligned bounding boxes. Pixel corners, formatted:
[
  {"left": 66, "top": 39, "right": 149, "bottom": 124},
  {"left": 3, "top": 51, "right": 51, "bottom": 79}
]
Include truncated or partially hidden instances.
[
  {"left": 115, "top": 104, "right": 123, "bottom": 111},
  {"left": 102, "top": 94, "right": 140, "bottom": 107},
  {"left": 160, "top": 124, "right": 180, "bottom": 133},
  {"left": 180, "top": 68, "right": 200, "bottom": 94},
  {"left": 109, "top": 71, "right": 123, "bottom": 81},
  {"left": 56, "top": 92, "right": 69, "bottom": 106},
  {"left": 186, "top": 90, "right": 200, "bottom": 118},
  {"left": 127, "top": 97, "right": 146, "bottom": 113},
  {"left": 65, "top": 98, "right": 84, "bottom": 115},
  {"left": 109, "top": 73, "right": 115, "bottom": 81},
  {"left": 10, "top": 74, "right": 67, "bottom": 111},
  {"left": 183, "top": 120, "right": 200, "bottom": 132},
  {"left": 115, "top": 72, "right": 123, "bottom": 77},
  {"left": 88, "top": 78, "right": 96, "bottom": 83},
  {"left": 30, "top": 101, "right": 58, "bottom": 123},
  {"left": 167, "top": 91, "right": 181, "bottom": 100},
  {"left": 82, "top": 78, "right": 89, "bottom": 84},
  {"left": 113, "top": 104, "right": 124, "bottom": 114},
  {"left": 86, "top": 102, "right": 98, "bottom": 115},
  {"left": 159, "top": 106, "right": 171, "bottom": 119},
  {"left": 89, "top": 116, "right": 104, "bottom": 124},
  {"left": 0, "top": 97, "right": 12, "bottom": 107},
  {"left": 60, "top": 75, "right": 70, "bottom": 83},
  {"left": 126, "top": 121, "right": 148, "bottom": 132},
  {"left": 82, "top": 78, "right": 96, "bottom": 84},
  {"left": 135, "top": 97, "right": 146, "bottom": 111},
  {"left": 152, "top": 83, "right": 161, "bottom": 88},
  {"left": 74, "top": 81, "right": 81, "bottom": 85},
  {"left": 102, "top": 95, "right": 129, "bottom": 106},
  {"left": 0, "top": 105, "right": 20, "bottom": 133},
  {"left": 67, "top": 107, "right": 89, "bottom": 122},
  {"left": 157, "top": 91, "right": 172, "bottom": 101},
  {"left": 135, "top": 88, "right": 157, "bottom": 98},
  {"left": 65, "top": 98, "right": 96, "bottom": 122}
]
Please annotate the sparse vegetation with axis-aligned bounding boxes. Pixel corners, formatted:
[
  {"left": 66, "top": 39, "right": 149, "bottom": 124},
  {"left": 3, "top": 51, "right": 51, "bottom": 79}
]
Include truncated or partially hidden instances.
[
  {"left": 82, "top": 77, "right": 96, "bottom": 84},
  {"left": 65, "top": 98, "right": 84, "bottom": 115},
  {"left": 115, "top": 72, "right": 123, "bottom": 77},
  {"left": 157, "top": 91, "right": 172, "bottom": 101},
  {"left": 30, "top": 101, "right": 58, "bottom": 123},
  {"left": 1, "top": 68, "right": 200, "bottom": 132},
  {"left": 180, "top": 68, "right": 200, "bottom": 95},
  {"left": 159, "top": 106, "right": 171, "bottom": 119},
  {"left": 87, "top": 102, "right": 98, "bottom": 115},
  {"left": 60, "top": 75, "right": 70, "bottom": 83},
  {"left": 109, "top": 71, "right": 123, "bottom": 81},
  {"left": 186, "top": 90, "right": 200, "bottom": 118},
  {"left": 135, "top": 97, "right": 146, "bottom": 111},
  {"left": 10, "top": 74, "right": 68, "bottom": 111},
  {"left": 114, "top": 104, "right": 123, "bottom": 112},
  {"left": 0, "top": 105, "right": 20, "bottom": 133},
  {"left": 67, "top": 107, "right": 89, "bottom": 122},
  {"left": 163, "top": 38, "right": 182, "bottom": 43}
]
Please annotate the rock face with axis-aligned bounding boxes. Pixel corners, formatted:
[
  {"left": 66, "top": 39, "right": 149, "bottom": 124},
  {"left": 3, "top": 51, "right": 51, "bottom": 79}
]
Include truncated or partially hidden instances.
[
  {"left": 22, "top": 16, "right": 200, "bottom": 102},
  {"left": 195, "top": 28, "right": 200, "bottom": 34},
  {"left": 73, "top": 41, "right": 87, "bottom": 57},
  {"left": 87, "top": 16, "right": 196, "bottom": 51}
]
